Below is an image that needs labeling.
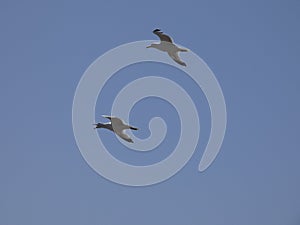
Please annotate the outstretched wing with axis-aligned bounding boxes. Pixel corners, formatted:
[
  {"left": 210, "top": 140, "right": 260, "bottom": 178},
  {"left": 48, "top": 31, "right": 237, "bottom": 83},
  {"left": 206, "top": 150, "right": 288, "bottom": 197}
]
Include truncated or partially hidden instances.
[
  {"left": 168, "top": 52, "right": 187, "bottom": 66},
  {"left": 102, "top": 115, "right": 123, "bottom": 125},
  {"left": 102, "top": 115, "right": 112, "bottom": 121},
  {"left": 153, "top": 29, "right": 173, "bottom": 43},
  {"left": 102, "top": 115, "right": 130, "bottom": 133},
  {"left": 116, "top": 131, "right": 134, "bottom": 143}
]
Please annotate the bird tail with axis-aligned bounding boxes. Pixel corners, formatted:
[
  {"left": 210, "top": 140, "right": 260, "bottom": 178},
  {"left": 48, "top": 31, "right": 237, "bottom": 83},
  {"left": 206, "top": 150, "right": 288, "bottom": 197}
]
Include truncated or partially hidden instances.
[{"left": 179, "top": 48, "right": 188, "bottom": 52}]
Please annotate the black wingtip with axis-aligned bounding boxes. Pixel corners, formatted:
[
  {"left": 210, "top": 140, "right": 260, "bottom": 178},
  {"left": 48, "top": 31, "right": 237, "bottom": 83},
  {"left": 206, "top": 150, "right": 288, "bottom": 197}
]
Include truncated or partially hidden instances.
[
  {"left": 153, "top": 28, "right": 161, "bottom": 33},
  {"left": 130, "top": 126, "right": 138, "bottom": 130}
]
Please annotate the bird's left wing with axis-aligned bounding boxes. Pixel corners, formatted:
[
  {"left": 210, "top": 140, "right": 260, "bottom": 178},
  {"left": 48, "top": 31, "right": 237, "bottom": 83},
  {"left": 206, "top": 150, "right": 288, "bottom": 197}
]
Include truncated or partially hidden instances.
[
  {"left": 153, "top": 29, "right": 173, "bottom": 43},
  {"left": 102, "top": 115, "right": 124, "bottom": 124},
  {"left": 102, "top": 115, "right": 112, "bottom": 121}
]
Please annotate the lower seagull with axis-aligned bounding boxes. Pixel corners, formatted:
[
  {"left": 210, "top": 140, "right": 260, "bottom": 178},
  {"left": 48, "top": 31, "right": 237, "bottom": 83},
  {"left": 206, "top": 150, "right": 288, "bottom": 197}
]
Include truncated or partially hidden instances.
[{"left": 94, "top": 115, "right": 138, "bottom": 143}]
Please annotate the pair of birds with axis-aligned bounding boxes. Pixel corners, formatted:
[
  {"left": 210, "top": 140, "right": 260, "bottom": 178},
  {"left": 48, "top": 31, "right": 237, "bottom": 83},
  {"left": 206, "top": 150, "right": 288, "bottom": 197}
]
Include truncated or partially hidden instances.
[{"left": 94, "top": 29, "right": 188, "bottom": 142}]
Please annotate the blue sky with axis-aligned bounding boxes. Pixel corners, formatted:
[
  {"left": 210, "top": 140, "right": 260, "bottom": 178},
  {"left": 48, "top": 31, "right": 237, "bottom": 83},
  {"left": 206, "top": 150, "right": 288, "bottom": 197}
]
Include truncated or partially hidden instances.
[{"left": 1, "top": 0, "right": 300, "bottom": 224}]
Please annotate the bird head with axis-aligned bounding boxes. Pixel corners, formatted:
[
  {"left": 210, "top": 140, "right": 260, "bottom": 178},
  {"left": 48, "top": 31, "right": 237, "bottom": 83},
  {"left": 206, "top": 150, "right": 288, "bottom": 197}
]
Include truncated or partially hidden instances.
[{"left": 93, "top": 123, "right": 101, "bottom": 129}]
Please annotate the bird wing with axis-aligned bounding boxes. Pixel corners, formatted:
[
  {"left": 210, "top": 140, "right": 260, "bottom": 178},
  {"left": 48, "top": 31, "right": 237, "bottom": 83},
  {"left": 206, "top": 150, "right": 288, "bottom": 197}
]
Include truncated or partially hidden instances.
[
  {"left": 153, "top": 29, "right": 173, "bottom": 43},
  {"left": 102, "top": 115, "right": 129, "bottom": 132},
  {"left": 102, "top": 115, "right": 124, "bottom": 125},
  {"left": 110, "top": 117, "right": 125, "bottom": 127},
  {"left": 102, "top": 115, "right": 112, "bottom": 120},
  {"left": 129, "top": 126, "right": 138, "bottom": 130},
  {"left": 116, "top": 131, "right": 134, "bottom": 143},
  {"left": 168, "top": 52, "right": 187, "bottom": 66}
]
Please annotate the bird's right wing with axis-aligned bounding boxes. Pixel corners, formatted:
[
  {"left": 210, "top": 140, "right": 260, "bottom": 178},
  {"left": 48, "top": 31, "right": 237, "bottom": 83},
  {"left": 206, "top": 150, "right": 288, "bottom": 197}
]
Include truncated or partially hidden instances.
[
  {"left": 116, "top": 131, "right": 134, "bottom": 143},
  {"left": 168, "top": 52, "right": 187, "bottom": 66},
  {"left": 153, "top": 29, "right": 173, "bottom": 43}
]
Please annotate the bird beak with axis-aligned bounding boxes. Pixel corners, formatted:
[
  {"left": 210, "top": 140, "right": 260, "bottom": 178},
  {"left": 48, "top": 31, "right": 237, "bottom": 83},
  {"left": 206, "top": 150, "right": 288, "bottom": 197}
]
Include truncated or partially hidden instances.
[{"left": 146, "top": 45, "right": 151, "bottom": 48}]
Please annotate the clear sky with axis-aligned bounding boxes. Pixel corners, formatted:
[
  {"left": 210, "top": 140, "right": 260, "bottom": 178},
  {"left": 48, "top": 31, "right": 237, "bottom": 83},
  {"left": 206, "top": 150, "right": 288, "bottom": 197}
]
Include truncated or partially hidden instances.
[{"left": 1, "top": 0, "right": 300, "bottom": 225}]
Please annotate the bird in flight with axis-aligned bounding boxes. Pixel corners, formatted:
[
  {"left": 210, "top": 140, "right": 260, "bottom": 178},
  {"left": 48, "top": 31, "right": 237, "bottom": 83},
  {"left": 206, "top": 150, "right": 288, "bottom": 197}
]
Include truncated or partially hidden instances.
[
  {"left": 147, "top": 29, "right": 188, "bottom": 66},
  {"left": 94, "top": 115, "right": 138, "bottom": 143}
]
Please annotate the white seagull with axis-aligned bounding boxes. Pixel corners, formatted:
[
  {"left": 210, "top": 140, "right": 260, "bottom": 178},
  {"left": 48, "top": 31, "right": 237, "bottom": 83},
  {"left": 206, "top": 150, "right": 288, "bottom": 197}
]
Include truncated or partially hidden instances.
[
  {"left": 147, "top": 29, "right": 188, "bottom": 66},
  {"left": 94, "top": 115, "right": 138, "bottom": 143}
]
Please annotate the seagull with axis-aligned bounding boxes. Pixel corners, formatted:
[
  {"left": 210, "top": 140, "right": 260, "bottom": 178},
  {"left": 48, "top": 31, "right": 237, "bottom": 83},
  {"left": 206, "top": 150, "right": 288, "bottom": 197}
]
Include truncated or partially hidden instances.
[
  {"left": 147, "top": 29, "right": 188, "bottom": 66},
  {"left": 94, "top": 115, "right": 138, "bottom": 143}
]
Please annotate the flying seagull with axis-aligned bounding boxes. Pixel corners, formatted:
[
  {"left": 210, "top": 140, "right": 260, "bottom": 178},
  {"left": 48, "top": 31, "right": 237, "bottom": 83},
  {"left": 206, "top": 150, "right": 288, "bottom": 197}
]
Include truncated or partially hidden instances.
[
  {"left": 147, "top": 29, "right": 188, "bottom": 66},
  {"left": 94, "top": 115, "right": 138, "bottom": 143}
]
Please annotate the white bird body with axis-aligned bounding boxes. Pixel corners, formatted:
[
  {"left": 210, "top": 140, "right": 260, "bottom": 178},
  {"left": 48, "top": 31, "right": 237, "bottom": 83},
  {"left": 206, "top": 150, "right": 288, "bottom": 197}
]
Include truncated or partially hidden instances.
[
  {"left": 147, "top": 29, "right": 188, "bottom": 66},
  {"left": 94, "top": 115, "right": 138, "bottom": 143},
  {"left": 150, "top": 41, "right": 177, "bottom": 52}
]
